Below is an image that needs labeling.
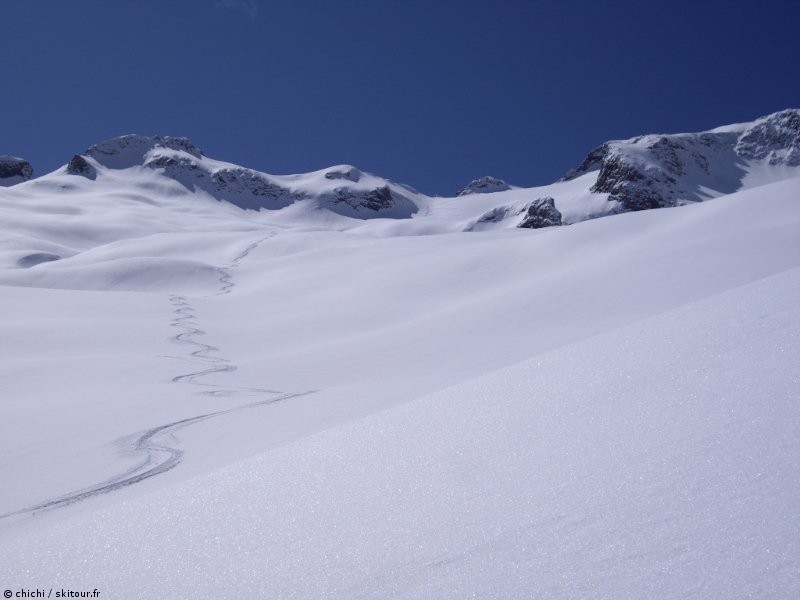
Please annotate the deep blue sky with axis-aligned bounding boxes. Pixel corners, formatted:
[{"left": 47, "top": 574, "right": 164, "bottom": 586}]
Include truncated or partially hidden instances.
[{"left": 2, "top": 0, "right": 798, "bottom": 195}]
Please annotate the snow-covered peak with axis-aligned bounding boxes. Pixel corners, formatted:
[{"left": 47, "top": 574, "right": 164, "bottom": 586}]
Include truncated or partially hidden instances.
[
  {"left": 323, "top": 165, "right": 362, "bottom": 182},
  {"left": 8, "top": 109, "right": 799, "bottom": 237},
  {"left": 63, "top": 135, "right": 422, "bottom": 219},
  {"left": 560, "top": 108, "right": 800, "bottom": 212},
  {"left": 0, "top": 155, "right": 33, "bottom": 186},
  {"left": 86, "top": 135, "right": 203, "bottom": 170},
  {"left": 456, "top": 176, "right": 511, "bottom": 196}
]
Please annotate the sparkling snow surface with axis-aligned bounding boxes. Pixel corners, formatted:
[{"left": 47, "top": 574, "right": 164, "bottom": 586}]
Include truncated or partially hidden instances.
[
  {"left": 0, "top": 152, "right": 799, "bottom": 598},
  {"left": 2, "top": 266, "right": 799, "bottom": 599}
]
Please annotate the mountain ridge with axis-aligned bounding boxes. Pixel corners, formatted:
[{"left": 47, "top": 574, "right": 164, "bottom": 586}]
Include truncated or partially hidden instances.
[{"left": 2, "top": 109, "right": 799, "bottom": 230}]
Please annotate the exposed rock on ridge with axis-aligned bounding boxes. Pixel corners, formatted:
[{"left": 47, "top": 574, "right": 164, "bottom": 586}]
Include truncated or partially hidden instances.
[
  {"left": 86, "top": 135, "right": 203, "bottom": 170},
  {"left": 736, "top": 109, "right": 800, "bottom": 166},
  {"left": 457, "top": 176, "right": 511, "bottom": 196},
  {"left": 470, "top": 197, "right": 562, "bottom": 231},
  {"left": 562, "top": 109, "right": 800, "bottom": 213},
  {"left": 0, "top": 155, "right": 33, "bottom": 186},
  {"left": 73, "top": 135, "right": 417, "bottom": 218},
  {"left": 66, "top": 155, "right": 96, "bottom": 179}
]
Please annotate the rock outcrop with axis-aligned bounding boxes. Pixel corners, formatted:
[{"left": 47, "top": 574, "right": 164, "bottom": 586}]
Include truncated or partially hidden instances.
[
  {"left": 86, "top": 135, "right": 203, "bottom": 170},
  {"left": 320, "top": 185, "right": 418, "bottom": 218},
  {"left": 470, "top": 197, "right": 562, "bottom": 230},
  {"left": 562, "top": 109, "right": 800, "bottom": 213},
  {"left": 457, "top": 176, "right": 511, "bottom": 196},
  {"left": 518, "top": 197, "right": 562, "bottom": 229},
  {"left": 65, "top": 154, "right": 96, "bottom": 179},
  {"left": 76, "top": 135, "right": 418, "bottom": 218},
  {"left": 0, "top": 155, "right": 33, "bottom": 186},
  {"left": 735, "top": 109, "right": 800, "bottom": 166}
]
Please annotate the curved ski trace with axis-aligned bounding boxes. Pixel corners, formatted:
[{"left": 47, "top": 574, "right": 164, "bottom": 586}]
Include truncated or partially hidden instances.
[{"left": 1, "top": 233, "right": 316, "bottom": 521}]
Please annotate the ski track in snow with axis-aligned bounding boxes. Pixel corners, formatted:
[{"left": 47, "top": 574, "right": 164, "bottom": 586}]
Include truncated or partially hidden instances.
[{"left": 0, "top": 233, "right": 317, "bottom": 521}]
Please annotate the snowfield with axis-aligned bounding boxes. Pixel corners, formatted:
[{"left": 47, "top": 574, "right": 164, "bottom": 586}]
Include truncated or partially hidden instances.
[{"left": 1, "top": 114, "right": 799, "bottom": 598}]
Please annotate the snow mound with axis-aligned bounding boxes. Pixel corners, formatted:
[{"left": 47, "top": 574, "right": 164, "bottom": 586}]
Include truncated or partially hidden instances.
[
  {"left": 16, "top": 252, "right": 61, "bottom": 268},
  {"left": 324, "top": 165, "right": 362, "bottom": 182},
  {"left": 0, "top": 256, "right": 222, "bottom": 292}
]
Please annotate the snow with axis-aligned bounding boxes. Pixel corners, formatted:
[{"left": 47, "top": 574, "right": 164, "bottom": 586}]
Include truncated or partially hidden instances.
[
  {"left": 1, "top": 260, "right": 798, "bottom": 599},
  {"left": 1, "top": 115, "right": 799, "bottom": 598}
]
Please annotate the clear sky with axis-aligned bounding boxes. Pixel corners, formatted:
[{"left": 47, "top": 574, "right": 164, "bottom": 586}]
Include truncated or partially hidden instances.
[{"left": 2, "top": 0, "right": 798, "bottom": 195}]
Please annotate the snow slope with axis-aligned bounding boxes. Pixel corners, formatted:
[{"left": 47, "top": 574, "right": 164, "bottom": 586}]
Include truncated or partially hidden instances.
[
  {"left": 1, "top": 235, "right": 798, "bottom": 599},
  {"left": 1, "top": 112, "right": 799, "bottom": 598}
]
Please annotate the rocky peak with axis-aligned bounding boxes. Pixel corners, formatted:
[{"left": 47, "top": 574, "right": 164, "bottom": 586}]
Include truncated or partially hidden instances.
[
  {"left": 457, "top": 176, "right": 511, "bottom": 196},
  {"left": 322, "top": 185, "right": 417, "bottom": 218},
  {"left": 65, "top": 154, "right": 96, "bottom": 179},
  {"left": 86, "top": 135, "right": 203, "bottom": 169},
  {"left": 561, "top": 109, "right": 799, "bottom": 213},
  {"left": 0, "top": 155, "right": 33, "bottom": 186},
  {"left": 735, "top": 108, "right": 800, "bottom": 166},
  {"left": 560, "top": 144, "right": 610, "bottom": 181}
]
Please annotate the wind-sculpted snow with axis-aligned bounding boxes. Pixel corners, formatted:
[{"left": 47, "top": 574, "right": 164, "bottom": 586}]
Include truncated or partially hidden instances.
[
  {"left": 16, "top": 251, "right": 60, "bottom": 268},
  {"left": 0, "top": 257, "right": 225, "bottom": 292}
]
